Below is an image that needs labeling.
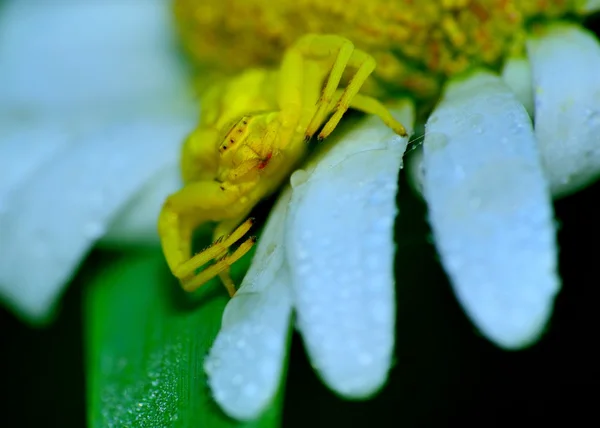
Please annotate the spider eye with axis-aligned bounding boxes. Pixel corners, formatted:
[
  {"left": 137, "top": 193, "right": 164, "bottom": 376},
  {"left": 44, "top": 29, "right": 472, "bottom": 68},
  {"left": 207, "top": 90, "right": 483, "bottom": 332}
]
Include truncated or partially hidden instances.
[{"left": 219, "top": 116, "right": 251, "bottom": 153}]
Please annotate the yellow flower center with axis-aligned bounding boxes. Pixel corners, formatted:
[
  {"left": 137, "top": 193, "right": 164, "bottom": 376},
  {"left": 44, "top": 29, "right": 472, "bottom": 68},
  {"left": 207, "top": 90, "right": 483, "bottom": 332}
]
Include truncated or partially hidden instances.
[{"left": 173, "top": 0, "right": 585, "bottom": 101}]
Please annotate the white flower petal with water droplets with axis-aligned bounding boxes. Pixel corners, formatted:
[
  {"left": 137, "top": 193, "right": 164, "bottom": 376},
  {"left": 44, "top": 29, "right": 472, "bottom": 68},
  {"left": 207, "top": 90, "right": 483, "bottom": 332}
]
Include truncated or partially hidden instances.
[
  {"left": 501, "top": 57, "right": 534, "bottom": 117},
  {"left": 285, "top": 103, "right": 413, "bottom": 397},
  {"left": 0, "top": 119, "right": 190, "bottom": 323},
  {"left": 527, "top": 23, "right": 600, "bottom": 198},
  {"left": 0, "top": 0, "right": 197, "bottom": 322},
  {"left": 422, "top": 71, "right": 559, "bottom": 349},
  {"left": 205, "top": 191, "right": 294, "bottom": 421}
]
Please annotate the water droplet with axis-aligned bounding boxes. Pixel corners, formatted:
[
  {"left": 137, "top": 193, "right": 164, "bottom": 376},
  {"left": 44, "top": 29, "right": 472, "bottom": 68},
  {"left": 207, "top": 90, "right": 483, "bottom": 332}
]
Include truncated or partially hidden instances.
[
  {"left": 264, "top": 242, "right": 277, "bottom": 257},
  {"left": 447, "top": 255, "right": 463, "bottom": 271},
  {"left": 259, "top": 359, "right": 277, "bottom": 377},
  {"left": 560, "top": 174, "right": 571, "bottom": 185},
  {"left": 295, "top": 262, "right": 311, "bottom": 276},
  {"left": 263, "top": 335, "right": 281, "bottom": 352},
  {"left": 290, "top": 169, "right": 308, "bottom": 188},
  {"left": 213, "top": 388, "right": 228, "bottom": 402},
  {"left": 243, "top": 382, "right": 259, "bottom": 397},
  {"left": 358, "top": 352, "right": 373, "bottom": 366},
  {"left": 469, "top": 113, "right": 484, "bottom": 127},
  {"left": 232, "top": 374, "right": 244, "bottom": 386},
  {"left": 250, "top": 324, "right": 264, "bottom": 336},
  {"left": 584, "top": 108, "right": 600, "bottom": 124},
  {"left": 84, "top": 221, "right": 105, "bottom": 239},
  {"left": 469, "top": 197, "right": 482, "bottom": 208},
  {"left": 296, "top": 248, "right": 309, "bottom": 260},
  {"left": 425, "top": 133, "right": 448, "bottom": 152},
  {"left": 32, "top": 239, "right": 47, "bottom": 258}
]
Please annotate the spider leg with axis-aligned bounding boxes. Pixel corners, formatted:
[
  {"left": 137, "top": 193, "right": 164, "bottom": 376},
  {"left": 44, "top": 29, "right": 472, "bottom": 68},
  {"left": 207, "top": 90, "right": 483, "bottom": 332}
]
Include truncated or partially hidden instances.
[
  {"left": 276, "top": 34, "right": 358, "bottom": 148},
  {"left": 180, "top": 235, "right": 256, "bottom": 293},
  {"left": 275, "top": 39, "right": 305, "bottom": 148},
  {"left": 325, "top": 90, "right": 408, "bottom": 137},
  {"left": 210, "top": 217, "right": 255, "bottom": 297},
  {"left": 317, "top": 49, "right": 379, "bottom": 140},
  {"left": 158, "top": 181, "right": 255, "bottom": 293},
  {"left": 173, "top": 217, "right": 254, "bottom": 279},
  {"left": 300, "top": 35, "right": 355, "bottom": 138}
]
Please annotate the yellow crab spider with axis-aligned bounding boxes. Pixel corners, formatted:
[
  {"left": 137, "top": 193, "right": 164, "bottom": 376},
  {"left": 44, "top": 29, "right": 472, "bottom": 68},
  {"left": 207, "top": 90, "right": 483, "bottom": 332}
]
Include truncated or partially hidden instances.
[{"left": 158, "top": 34, "right": 408, "bottom": 297}]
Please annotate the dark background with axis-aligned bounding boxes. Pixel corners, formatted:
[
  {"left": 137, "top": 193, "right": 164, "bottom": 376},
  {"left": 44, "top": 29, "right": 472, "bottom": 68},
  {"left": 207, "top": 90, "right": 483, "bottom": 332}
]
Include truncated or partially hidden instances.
[{"left": 1, "top": 12, "right": 599, "bottom": 428}]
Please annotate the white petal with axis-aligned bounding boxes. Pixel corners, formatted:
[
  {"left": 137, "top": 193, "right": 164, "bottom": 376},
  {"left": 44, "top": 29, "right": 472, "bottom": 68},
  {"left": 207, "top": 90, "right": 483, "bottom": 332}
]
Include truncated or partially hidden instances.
[
  {"left": 0, "top": 121, "right": 72, "bottom": 211},
  {"left": 205, "top": 191, "right": 293, "bottom": 421},
  {"left": 286, "top": 103, "right": 413, "bottom": 397},
  {"left": 501, "top": 57, "right": 534, "bottom": 117},
  {"left": 0, "top": 118, "right": 191, "bottom": 323},
  {"left": 527, "top": 23, "right": 600, "bottom": 197},
  {"left": 422, "top": 71, "right": 559, "bottom": 349},
  {"left": 0, "top": 0, "right": 193, "bottom": 119},
  {"left": 581, "top": 0, "right": 600, "bottom": 13},
  {"left": 0, "top": 0, "right": 198, "bottom": 322},
  {"left": 99, "top": 163, "right": 182, "bottom": 247}
]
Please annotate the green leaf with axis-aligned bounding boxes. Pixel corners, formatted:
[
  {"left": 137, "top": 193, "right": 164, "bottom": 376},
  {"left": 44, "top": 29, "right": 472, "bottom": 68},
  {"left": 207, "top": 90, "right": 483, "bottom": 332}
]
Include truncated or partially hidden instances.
[{"left": 85, "top": 249, "right": 284, "bottom": 427}]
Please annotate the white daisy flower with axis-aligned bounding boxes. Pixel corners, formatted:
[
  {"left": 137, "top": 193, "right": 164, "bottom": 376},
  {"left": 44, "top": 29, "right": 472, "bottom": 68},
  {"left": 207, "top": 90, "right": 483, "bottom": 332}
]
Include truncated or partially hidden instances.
[{"left": 1, "top": 0, "right": 600, "bottom": 423}]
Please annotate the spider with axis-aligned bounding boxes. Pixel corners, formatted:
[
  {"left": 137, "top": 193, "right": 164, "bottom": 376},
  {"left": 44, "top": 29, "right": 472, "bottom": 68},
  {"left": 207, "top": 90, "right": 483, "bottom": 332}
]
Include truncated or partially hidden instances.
[{"left": 158, "top": 34, "right": 408, "bottom": 297}]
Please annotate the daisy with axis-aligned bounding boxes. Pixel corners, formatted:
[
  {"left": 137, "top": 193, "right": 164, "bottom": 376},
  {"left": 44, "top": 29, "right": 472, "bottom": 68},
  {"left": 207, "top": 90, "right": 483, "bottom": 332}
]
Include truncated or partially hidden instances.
[{"left": 1, "top": 0, "right": 599, "bottom": 423}]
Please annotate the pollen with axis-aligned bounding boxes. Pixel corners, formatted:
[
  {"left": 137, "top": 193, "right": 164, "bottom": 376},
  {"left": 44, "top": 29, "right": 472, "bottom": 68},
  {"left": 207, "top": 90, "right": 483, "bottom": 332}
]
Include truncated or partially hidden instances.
[{"left": 173, "top": 0, "right": 583, "bottom": 101}]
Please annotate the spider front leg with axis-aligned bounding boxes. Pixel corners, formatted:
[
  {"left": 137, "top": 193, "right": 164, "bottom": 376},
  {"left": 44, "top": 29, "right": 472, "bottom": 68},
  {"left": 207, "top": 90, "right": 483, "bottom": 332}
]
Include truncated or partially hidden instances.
[
  {"left": 325, "top": 90, "right": 409, "bottom": 137},
  {"left": 158, "top": 181, "right": 256, "bottom": 295},
  {"left": 275, "top": 34, "right": 354, "bottom": 143},
  {"left": 288, "top": 34, "right": 408, "bottom": 140}
]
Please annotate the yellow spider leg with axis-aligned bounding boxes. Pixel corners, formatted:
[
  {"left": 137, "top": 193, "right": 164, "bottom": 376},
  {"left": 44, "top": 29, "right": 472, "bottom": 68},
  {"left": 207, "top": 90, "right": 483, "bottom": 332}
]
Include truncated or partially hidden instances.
[
  {"left": 318, "top": 49, "right": 378, "bottom": 140},
  {"left": 302, "top": 36, "right": 355, "bottom": 138},
  {"left": 181, "top": 236, "right": 256, "bottom": 293},
  {"left": 276, "top": 39, "right": 304, "bottom": 147},
  {"left": 213, "top": 216, "right": 255, "bottom": 297},
  {"left": 158, "top": 181, "right": 242, "bottom": 276},
  {"left": 326, "top": 91, "right": 408, "bottom": 137},
  {"left": 173, "top": 217, "right": 254, "bottom": 279},
  {"left": 225, "top": 159, "right": 263, "bottom": 181},
  {"left": 218, "top": 272, "right": 237, "bottom": 298},
  {"left": 276, "top": 34, "right": 356, "bottom": 148}
]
